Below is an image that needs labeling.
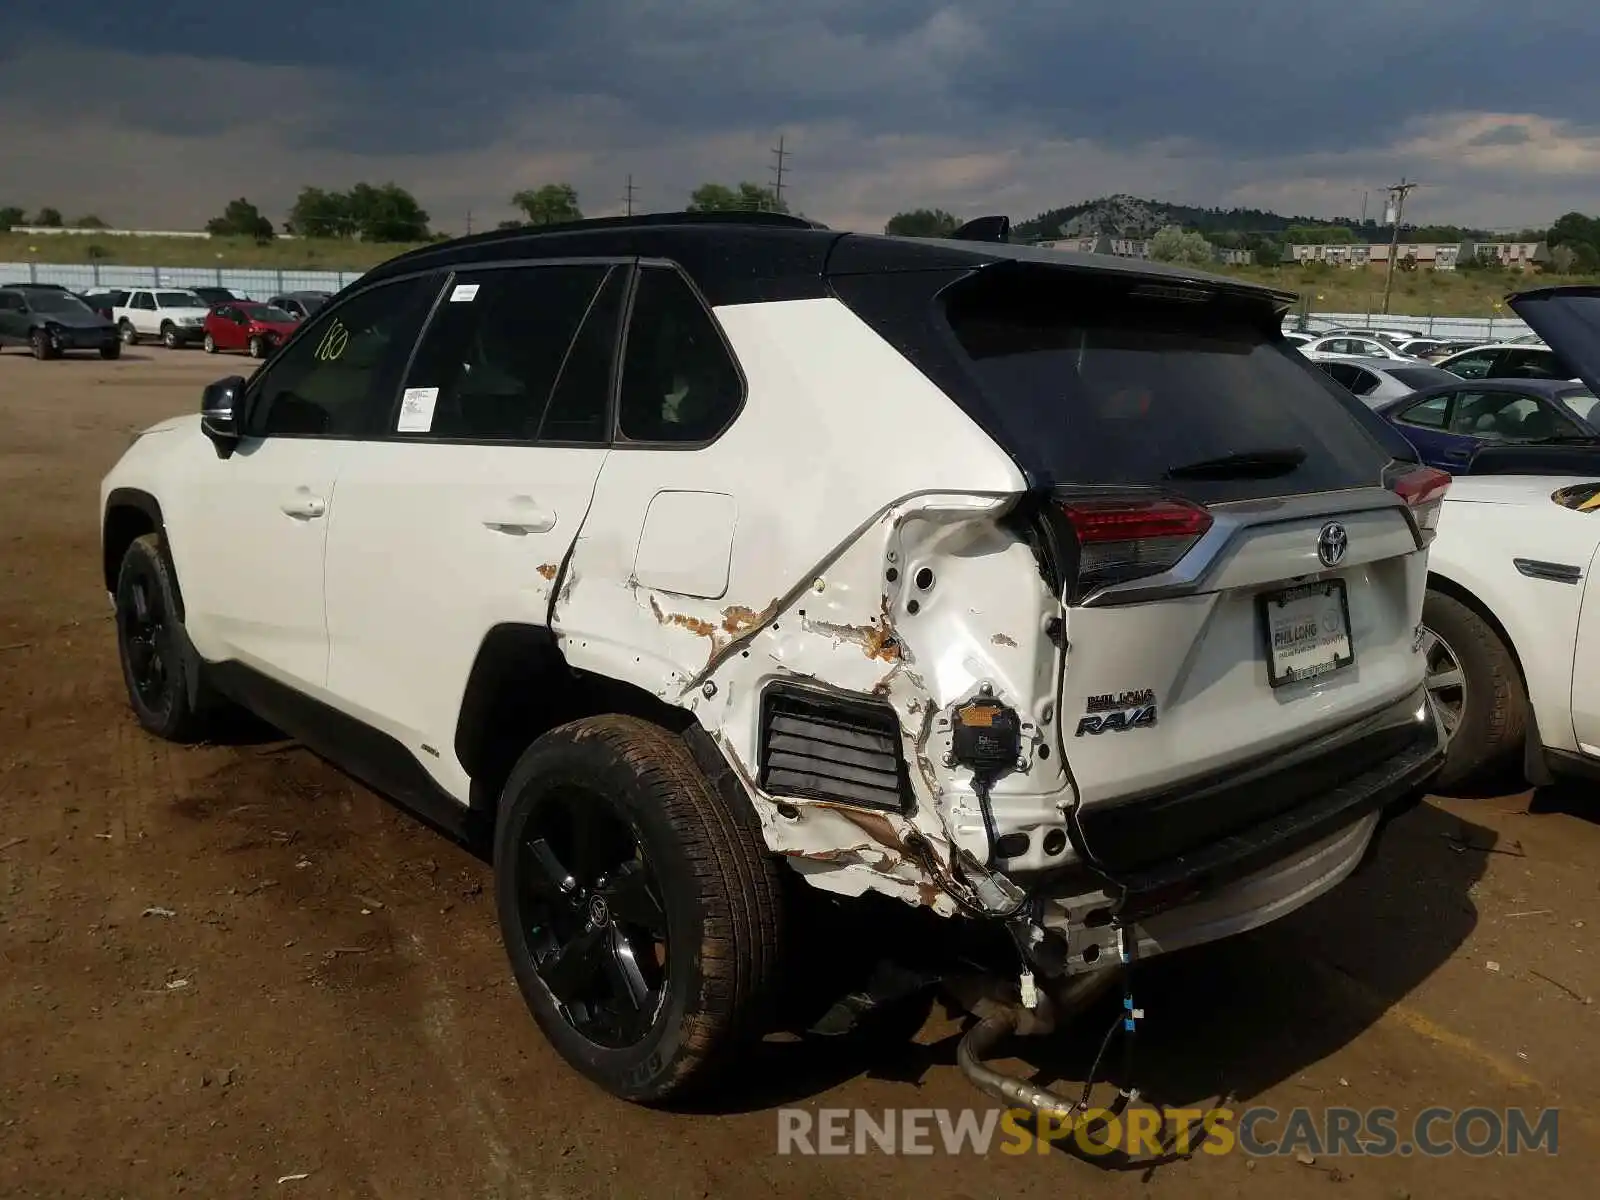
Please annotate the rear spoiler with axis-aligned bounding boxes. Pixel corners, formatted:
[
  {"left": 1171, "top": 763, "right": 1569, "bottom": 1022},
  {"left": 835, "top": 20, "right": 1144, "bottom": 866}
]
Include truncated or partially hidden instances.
[
  {"left": 950, "top": 216, "right": 1011, "bottom": 243},
  {"left": 1465, "top": 442, "right": 1600, "bottom": 476}
]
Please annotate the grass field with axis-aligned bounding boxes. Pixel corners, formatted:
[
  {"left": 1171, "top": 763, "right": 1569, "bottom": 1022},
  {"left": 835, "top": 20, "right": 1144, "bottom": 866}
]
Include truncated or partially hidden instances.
[{"left": 5, "top": 231, "right": 1597, "bottom": 318}]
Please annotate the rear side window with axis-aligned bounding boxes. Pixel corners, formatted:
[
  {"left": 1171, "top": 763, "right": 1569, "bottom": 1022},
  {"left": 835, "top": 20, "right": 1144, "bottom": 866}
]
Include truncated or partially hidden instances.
[
  {"left": 398, "top": 264, "right": 609, "bottom": 442},
  {"left": 940, "top": 268, "right": 1409, "bottom": 500},
  {"left": 617, "top": 267, "right": 742, "bottom": 444},
  {"left": 1386, "top": 366, "right": 1457, "bottom": 390},
  {"left": 1501, "top": 348, "right": 1570, "bottom": 380},
  {"left": 1396, "top": 395, "right": 1449, "bottom": 429}
]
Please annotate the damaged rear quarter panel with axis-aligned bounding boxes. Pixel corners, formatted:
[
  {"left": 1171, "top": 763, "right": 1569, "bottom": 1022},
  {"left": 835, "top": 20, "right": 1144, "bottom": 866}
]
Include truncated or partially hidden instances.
[{"left": 552, "top": 296, "right": 1077, "bottom": 907}]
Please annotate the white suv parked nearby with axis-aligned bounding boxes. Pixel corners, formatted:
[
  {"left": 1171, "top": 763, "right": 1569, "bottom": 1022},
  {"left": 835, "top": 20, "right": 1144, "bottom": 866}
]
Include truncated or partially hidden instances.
[
  {"left": 99, "top": 212, "right": 1449, "bottom": 1110},
  {"left": 113, "top": 288, "right": 212, "bottom": 348}
]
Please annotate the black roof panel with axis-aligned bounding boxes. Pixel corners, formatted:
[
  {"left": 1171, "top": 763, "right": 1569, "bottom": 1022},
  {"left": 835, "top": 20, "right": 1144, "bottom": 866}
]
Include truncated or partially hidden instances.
[{"left": 356, "top": 213, "right": 1293, "bottom": 309}]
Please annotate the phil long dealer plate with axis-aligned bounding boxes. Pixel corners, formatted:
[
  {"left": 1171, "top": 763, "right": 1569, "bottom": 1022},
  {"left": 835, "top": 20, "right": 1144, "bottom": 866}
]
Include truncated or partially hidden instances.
[{"left": 1260, "top": 579, "right": 1354, "bottom": 688}]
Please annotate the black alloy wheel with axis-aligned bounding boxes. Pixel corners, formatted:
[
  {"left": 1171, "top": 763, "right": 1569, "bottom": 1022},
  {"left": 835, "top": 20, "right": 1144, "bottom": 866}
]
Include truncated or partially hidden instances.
[
  {"left": 113, "top": 534, "right": 210, "bottom": 741},
  {"left": 494, "top": 716, "right": 787, "bottom": 1104},
  {"left": 516, "top": 787, "right": 670, "bottom": 1049}
]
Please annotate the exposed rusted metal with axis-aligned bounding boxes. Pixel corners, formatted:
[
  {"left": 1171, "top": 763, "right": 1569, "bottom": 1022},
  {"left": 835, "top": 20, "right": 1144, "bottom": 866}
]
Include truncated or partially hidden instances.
[
  {"left": 537, "top": 563, "right": 560, "bottom": 581},
  {"left": 991, "top": 633, "right": 1018, "bottom": 648},
  {"left": 721, "top": 600, "right": 778, "bottom": 636}
]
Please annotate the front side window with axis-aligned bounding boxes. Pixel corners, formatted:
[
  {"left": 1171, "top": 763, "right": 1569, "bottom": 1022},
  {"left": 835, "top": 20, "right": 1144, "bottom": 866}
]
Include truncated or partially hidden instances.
[
  {"left": 132, "top": 293, "right": 156, "bottom": 311},
  {"left": 1445, "top": 351, "right": 1499, "bottom": 379},
  {"left": 617, "top": 267, "right": 743, "bottom": 444},
  {"left": 397, "top": 264, "right": 611, "bottom": 442},
  {"left": 245, "top": 274, "right": 436, "bottom": 438}
]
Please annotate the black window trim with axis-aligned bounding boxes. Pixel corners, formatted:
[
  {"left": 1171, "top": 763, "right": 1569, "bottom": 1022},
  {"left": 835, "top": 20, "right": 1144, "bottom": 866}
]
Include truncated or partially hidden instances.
[
  {"left": 239, "top": 267, "right": 448, "bottom": 442},
  {"left": 609, "top": 256, "right": 749, "bottom": 452},
  {"left": 373, "top": 254, "right": 636, "bottom": 450}
]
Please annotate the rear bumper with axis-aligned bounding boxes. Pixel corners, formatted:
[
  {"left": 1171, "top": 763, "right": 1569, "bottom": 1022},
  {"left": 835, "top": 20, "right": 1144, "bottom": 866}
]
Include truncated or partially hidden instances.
[{"left": 1041, "top": 685, "right": 1444, "bottom": 971}]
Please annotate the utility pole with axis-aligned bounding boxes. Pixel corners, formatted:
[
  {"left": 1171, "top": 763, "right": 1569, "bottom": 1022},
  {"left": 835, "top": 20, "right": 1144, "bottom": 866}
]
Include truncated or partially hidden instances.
[
  {"left": 465, "top": 209, "right": 473, "bottom": 236},
  {"left": 623, "top": 175, "right": 638, "bottom": 217},
  {"left": 1379, "top": 177, "right": 1419, "bottom": 316},
  {"left": 1360, "top": 190, "right": 1368, "bottom": 227},
  {"left": 769, "top": 134, "right": 789, "bottom": 211}
]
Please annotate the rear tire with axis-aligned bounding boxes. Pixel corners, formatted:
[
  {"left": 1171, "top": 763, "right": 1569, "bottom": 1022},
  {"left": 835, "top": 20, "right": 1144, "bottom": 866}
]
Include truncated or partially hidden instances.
[
  {"left": 493, "top": 715, "right": 786, "bottom": 1104},
  {"left": 248, "top": 335, "right": 265, "bottom": 359},
  {"left": 114, "top": 533, "right": 211, "bottom": 742},
  {"left": 1422, "top": 589, "right": 1527, "bottom": 792},
  {"left": 119, "top": 320, "right": 138, "bottom": 345},
  {"left": 99, "top": 341, "right": 121, "bottom": 360},
  {"left": 203, "top": 332, "right": 217, "bottom": 354}
]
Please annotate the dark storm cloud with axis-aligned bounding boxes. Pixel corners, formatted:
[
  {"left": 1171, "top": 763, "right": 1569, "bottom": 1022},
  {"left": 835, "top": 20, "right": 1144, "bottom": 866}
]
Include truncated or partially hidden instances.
[{"left": 12, "top": 0, "right": 1600, "bottom": 159}]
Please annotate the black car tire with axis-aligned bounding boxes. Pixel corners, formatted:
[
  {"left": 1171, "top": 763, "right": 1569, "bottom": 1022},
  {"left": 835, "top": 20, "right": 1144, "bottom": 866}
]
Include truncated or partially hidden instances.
[
  {"left": 30, "top": 328, "right": 55, "bottom": 360},
  {"left": 248, "top": 335, "right": 266, "bottom": 359},
  {"left": 119, "top": 320, "right": 138, "bottom": 345},
  {"left": 203, "top": 333, "right": 217, "bottom": 354},
  {"left": 161, "top": 323, "right": 180, "bottom": 350},
  {"left": 1423, "top": 590, "right": 1527, "bottom": 792},
  {"left": 99, "top": 342, "right": 121, "bottom": 360},
  {"left": 493, "top": 715, "right": 787, "bottom": 1104},
  {"left": 114, "top": 533, "right": 213, "bottom": 743}
]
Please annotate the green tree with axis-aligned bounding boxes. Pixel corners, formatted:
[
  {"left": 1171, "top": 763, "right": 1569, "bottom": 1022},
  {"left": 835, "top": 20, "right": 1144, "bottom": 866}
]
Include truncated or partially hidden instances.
[
  {"left": 1547, "top": 212, "right": 1600, "bottom": 273},
  {"left": 884, "top": 208, "right": 960, "bottom": 238},
  {"left": 1251, "top": 237, "right": 1283, "bottom": 267},
  {"left": 687, "top": 181, "right": 787, "bottom": 213},
  {"left": 1284, "top": 224, "right": 1357, "bottom": 245},
  {"left": 1148, "top": 224, "right": 1216, "bottom": 266},
  {"left": 0, "top": 205, "right": 23, "bottom": 230},
  {"left": 73, "top": 214, "right": 108, "bottom": 229},
  {"left": 32, "top": 207, "right": 63, "bottom": 228},
  {"left": 205, "top": 197, "right": 275, "bottom": 240},
  {"left": 287, "top": 187, "right": 355, "bottom": 238},
  {"left": 346, "top": 182, "right": 431, "bottom": 242},
  {"left": 511, "top": 183, "right": 582, "bottom": 226}
]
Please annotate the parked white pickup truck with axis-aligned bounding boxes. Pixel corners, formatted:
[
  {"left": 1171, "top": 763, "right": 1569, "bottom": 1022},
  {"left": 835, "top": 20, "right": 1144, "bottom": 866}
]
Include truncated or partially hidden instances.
[{"left": 113, "top": 289, "right": 212, "bottom": 349}]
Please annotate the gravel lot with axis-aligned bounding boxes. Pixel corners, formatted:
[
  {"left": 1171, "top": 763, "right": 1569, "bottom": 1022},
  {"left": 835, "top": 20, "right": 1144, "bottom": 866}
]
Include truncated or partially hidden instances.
[{"left": 2, "top": 347, "right": 1598, "bottom": 1199}]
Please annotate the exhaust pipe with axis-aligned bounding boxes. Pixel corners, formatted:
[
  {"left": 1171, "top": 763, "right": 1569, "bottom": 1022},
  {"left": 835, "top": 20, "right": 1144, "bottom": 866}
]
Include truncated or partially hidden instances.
[{"left": 953, "top": 968, "right": 1124, "bottom": 1117}]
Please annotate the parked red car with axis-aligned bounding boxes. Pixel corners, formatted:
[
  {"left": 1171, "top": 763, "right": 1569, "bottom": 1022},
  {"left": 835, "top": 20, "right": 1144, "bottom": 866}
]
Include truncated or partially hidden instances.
[{"left": 202, "top": 301, "right": 299, "bottom": 358}]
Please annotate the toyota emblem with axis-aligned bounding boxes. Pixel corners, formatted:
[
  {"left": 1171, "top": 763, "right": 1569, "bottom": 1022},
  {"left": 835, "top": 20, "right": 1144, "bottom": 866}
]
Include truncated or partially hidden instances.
[{"left": 1317, "top": 522, "right": 1348, "bottom": 568}]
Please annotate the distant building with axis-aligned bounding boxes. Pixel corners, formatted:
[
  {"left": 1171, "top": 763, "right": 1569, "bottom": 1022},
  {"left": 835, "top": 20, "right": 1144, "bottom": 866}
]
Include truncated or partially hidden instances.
[{"left": 1286, "top": 241, "right": 1548, "bottom": 271}]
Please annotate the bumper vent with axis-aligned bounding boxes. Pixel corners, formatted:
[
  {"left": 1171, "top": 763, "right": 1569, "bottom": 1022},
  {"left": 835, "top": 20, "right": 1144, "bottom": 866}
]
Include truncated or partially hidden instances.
[{"left": 758, "top": 683, "right": 912, "bottom": 814}]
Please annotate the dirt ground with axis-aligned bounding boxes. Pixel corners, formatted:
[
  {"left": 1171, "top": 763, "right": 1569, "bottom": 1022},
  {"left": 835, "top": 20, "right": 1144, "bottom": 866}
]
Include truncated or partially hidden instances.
[{"left": 3, "top": 347, "right": 1599, "bottom": 1200}]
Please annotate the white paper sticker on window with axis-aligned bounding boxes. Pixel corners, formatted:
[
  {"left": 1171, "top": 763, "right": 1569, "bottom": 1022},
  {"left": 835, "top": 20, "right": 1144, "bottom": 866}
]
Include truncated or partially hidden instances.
[
  {"left": 449, "top": 283, "right": 480, "bottom": 303},
  {"left": 397, "top": 386, "right": 439, "bottom": 433}
]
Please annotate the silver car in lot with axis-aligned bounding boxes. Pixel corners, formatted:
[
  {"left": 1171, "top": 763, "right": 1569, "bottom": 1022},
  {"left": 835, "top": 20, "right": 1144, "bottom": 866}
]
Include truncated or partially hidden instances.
[{"left": 1312, "top": 356, "right": 1461, "bottom": 407}]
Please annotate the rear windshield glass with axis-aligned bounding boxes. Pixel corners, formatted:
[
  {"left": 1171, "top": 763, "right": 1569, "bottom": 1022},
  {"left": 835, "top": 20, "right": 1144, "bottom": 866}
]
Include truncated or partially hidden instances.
[
  {"left": 940, "top": 267, "right": 1414, "bottom": 500},
  {"left": 1387, "top": 366, "right": 1459, "bottom": 389}
]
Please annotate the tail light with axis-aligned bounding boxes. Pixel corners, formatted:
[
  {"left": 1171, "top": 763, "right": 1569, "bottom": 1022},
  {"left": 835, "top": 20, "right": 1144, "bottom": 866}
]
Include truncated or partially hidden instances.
[
  {"left": 1387, "top": 464, "right": 1451, "bottom": 538},
  {"left": 1057, "top": 496, "right": 1213, "bottom": 593}
]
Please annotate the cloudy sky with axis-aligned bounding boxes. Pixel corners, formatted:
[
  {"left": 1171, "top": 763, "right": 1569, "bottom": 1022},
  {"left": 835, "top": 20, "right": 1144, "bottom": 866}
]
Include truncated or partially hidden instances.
[{"left": 5, "top": 2, "right": 1599, "bottom": 235}]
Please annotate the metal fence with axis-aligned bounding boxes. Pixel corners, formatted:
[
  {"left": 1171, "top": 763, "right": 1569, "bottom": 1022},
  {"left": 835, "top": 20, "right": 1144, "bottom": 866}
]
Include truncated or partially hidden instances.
[
  {"left": 0, "top": 260, "right": 1542, "bottom": 343},
  {"left": 1291, "top": 310, "right": 1534, "bottom": 343},
  {"left": 0, "top": 261, "right": 360, "bottom": 300}
]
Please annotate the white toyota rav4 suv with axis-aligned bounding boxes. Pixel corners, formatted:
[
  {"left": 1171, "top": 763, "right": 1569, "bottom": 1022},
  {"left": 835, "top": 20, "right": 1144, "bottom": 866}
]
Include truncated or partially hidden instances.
[{"left": 99, "top": 212, "right": 1449, "bottom": 1109}]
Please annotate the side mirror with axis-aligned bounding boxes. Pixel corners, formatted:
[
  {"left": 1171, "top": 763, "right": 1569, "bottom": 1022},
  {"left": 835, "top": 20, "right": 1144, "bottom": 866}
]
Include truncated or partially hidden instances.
[{"left": 200, "top": 375, "right": 246, "bottom": 457}]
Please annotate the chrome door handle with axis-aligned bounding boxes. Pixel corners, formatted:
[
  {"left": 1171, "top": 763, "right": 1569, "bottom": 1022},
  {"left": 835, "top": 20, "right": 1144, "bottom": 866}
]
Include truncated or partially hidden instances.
[
  {"left": 281, "top": 496, "right": 326, "bottom": 520},
  {"left": 482, "top": 496, "right": 556, "bottom": 535}
]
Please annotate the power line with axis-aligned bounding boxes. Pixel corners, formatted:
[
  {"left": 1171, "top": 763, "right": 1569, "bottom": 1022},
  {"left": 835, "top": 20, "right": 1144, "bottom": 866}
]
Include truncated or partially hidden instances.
[
  {"left": 1379, "top": 177, "right": 1421, "bottom": 316},
  {"left": 623, "top": 174, "right": 638, "bottom": 217},
  {"left": 769, "top": 135, "right": 790, "bottom": 210}
]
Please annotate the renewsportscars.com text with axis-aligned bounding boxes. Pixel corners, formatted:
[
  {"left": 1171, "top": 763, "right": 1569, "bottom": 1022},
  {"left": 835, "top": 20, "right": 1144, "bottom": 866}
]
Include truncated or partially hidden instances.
[{"left": 776, "top": 1105, "right": 1560, "bottom": 1158}]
